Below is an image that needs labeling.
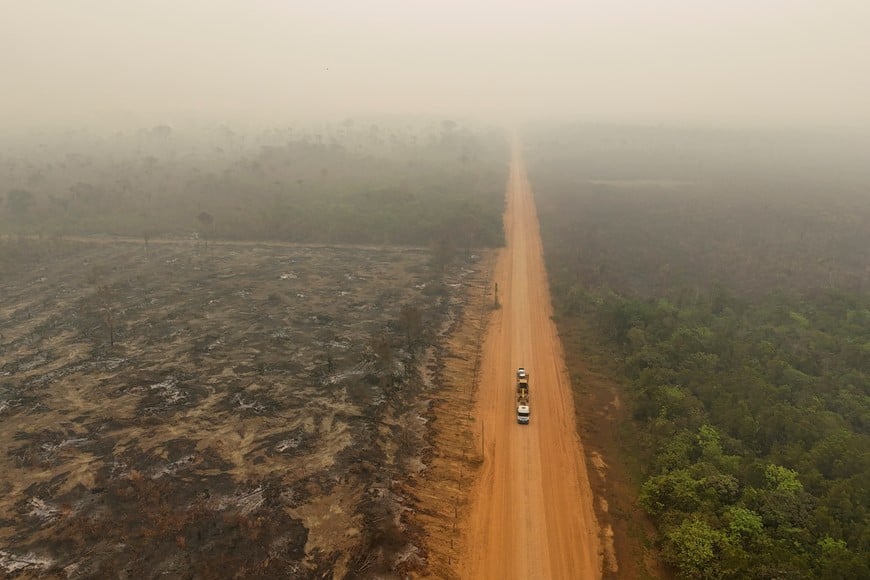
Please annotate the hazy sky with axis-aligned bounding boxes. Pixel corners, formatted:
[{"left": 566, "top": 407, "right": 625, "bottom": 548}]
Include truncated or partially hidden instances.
[{"left": 2, "top": 0, "right": 868, "bottom": 129}]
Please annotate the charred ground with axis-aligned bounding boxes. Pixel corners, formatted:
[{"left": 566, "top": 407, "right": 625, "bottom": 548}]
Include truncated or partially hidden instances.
[
  {"left": 0, "top": 238, "right": 494, "bottom": 577},
  {"left": 0, "top": 121, "right": 506, "bottom": 578}
]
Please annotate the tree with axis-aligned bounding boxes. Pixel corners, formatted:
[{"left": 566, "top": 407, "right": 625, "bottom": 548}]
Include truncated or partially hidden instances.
[
  {"left": 724, "top": 506, "right": 764, "bottom": 543},
  {"left": 87, "top": 266, "right": 117, "bottom": 349},
  {"left": 663, "top": 518, "right": 728, "bottom": 579},
  {"left": 697, "top": 425, "right": 740, "bottom": 474},
  {"left": 6, "top": 189, "right": 35, "bottom": 216},
  {"left": 430, "top": 236, "right": 455, "bottom": 271},
  {"left": 764, "top": 464, "right": 803, "bottom": 494},
  {"left": 460, "top": 212, "right": 482, "bottom": 259},
  {"left": 398, "top": 305, "right": 422, "bottom": 349},
  {"left": 99, "top": 285, "right": 116, "bottom": 348},
  {"left": 197, "top": 211, "right": 214, "bottom": 248},
  {"left": 746, "top": 465, "right": 812, "bottom": 533},
  {"left": 815, "top": 536, "right": 867, "bottom": 579},
  {"left": 371, "top": 333, "right": 394, "bottom": 390}
]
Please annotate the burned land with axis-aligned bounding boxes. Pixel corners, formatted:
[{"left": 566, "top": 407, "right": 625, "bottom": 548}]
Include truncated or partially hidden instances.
[
  {"left": 0, "top": 235, "right": 490, "bottom": 577},
  {"left": 0, "top": 122, "right": 506, "bottom": 578}
]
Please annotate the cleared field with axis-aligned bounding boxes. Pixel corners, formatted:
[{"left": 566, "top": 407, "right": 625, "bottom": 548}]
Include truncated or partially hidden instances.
[{"left": 0, "top": 238, "right": 488, "bottom": 577}]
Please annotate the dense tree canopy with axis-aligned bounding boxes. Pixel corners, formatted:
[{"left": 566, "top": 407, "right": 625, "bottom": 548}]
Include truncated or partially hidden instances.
[
  {"left": 554, "top": 284, "right": 870, "bottom": 578},
  {"left": 529, "top": 124, "right": 870, "bottom": 578}
]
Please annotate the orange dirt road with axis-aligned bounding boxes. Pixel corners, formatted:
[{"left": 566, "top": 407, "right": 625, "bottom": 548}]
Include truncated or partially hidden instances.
[{"left": 460, "top": 140, "right": 601, "bottom": 579}]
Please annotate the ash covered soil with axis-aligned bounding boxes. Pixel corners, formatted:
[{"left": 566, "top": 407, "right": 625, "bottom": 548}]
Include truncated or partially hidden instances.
[{"left": 0, "top": 239, "right": 479, "bottom": 578}]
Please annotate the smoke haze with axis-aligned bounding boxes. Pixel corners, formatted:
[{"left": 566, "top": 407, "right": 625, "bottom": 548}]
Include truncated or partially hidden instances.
[{"left": 2, "top": 0, "right": 869, "bottom": 130}]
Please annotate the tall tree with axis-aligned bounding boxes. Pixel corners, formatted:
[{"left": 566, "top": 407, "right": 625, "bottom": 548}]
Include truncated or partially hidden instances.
[
  {"left": 398, "top": 305, "right": 423, "bottom": 349},
  {"left": 197, "top": 211, "right": 214, "bottom": 248}
]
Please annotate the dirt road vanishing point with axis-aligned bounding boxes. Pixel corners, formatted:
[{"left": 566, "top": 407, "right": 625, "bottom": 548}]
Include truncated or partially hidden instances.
[{"left": 460, "top": 140, "right": 602, "bottom": 579}]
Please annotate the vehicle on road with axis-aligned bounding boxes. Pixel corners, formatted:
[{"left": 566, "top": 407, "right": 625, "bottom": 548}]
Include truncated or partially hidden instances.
[
  {"left": 517, "top": 367, "right": 527, "bottom": 380},
  {"left": 517, "top": 371, "right": 530, "bottom": 424}
]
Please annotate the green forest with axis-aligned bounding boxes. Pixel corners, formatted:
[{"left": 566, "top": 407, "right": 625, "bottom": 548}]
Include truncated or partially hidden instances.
[{"left": 528, "top": 124, "right": 870, "bottom": 579}]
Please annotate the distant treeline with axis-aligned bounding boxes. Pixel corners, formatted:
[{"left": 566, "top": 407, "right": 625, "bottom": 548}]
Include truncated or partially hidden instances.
[
  {"left": 530, "top": 125, "right": 870, "bottom": 579},
  {"left": 0, "top": 121, "right": 507, "bottom": 249},
  {"left": 526, "top": 124, "right": 870, "bottom": 297}
]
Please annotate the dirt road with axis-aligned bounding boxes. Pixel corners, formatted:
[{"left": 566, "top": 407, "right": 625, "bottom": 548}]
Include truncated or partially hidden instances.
[{"left": 461, "top": 140, "right": 601, "bottom": 578}]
